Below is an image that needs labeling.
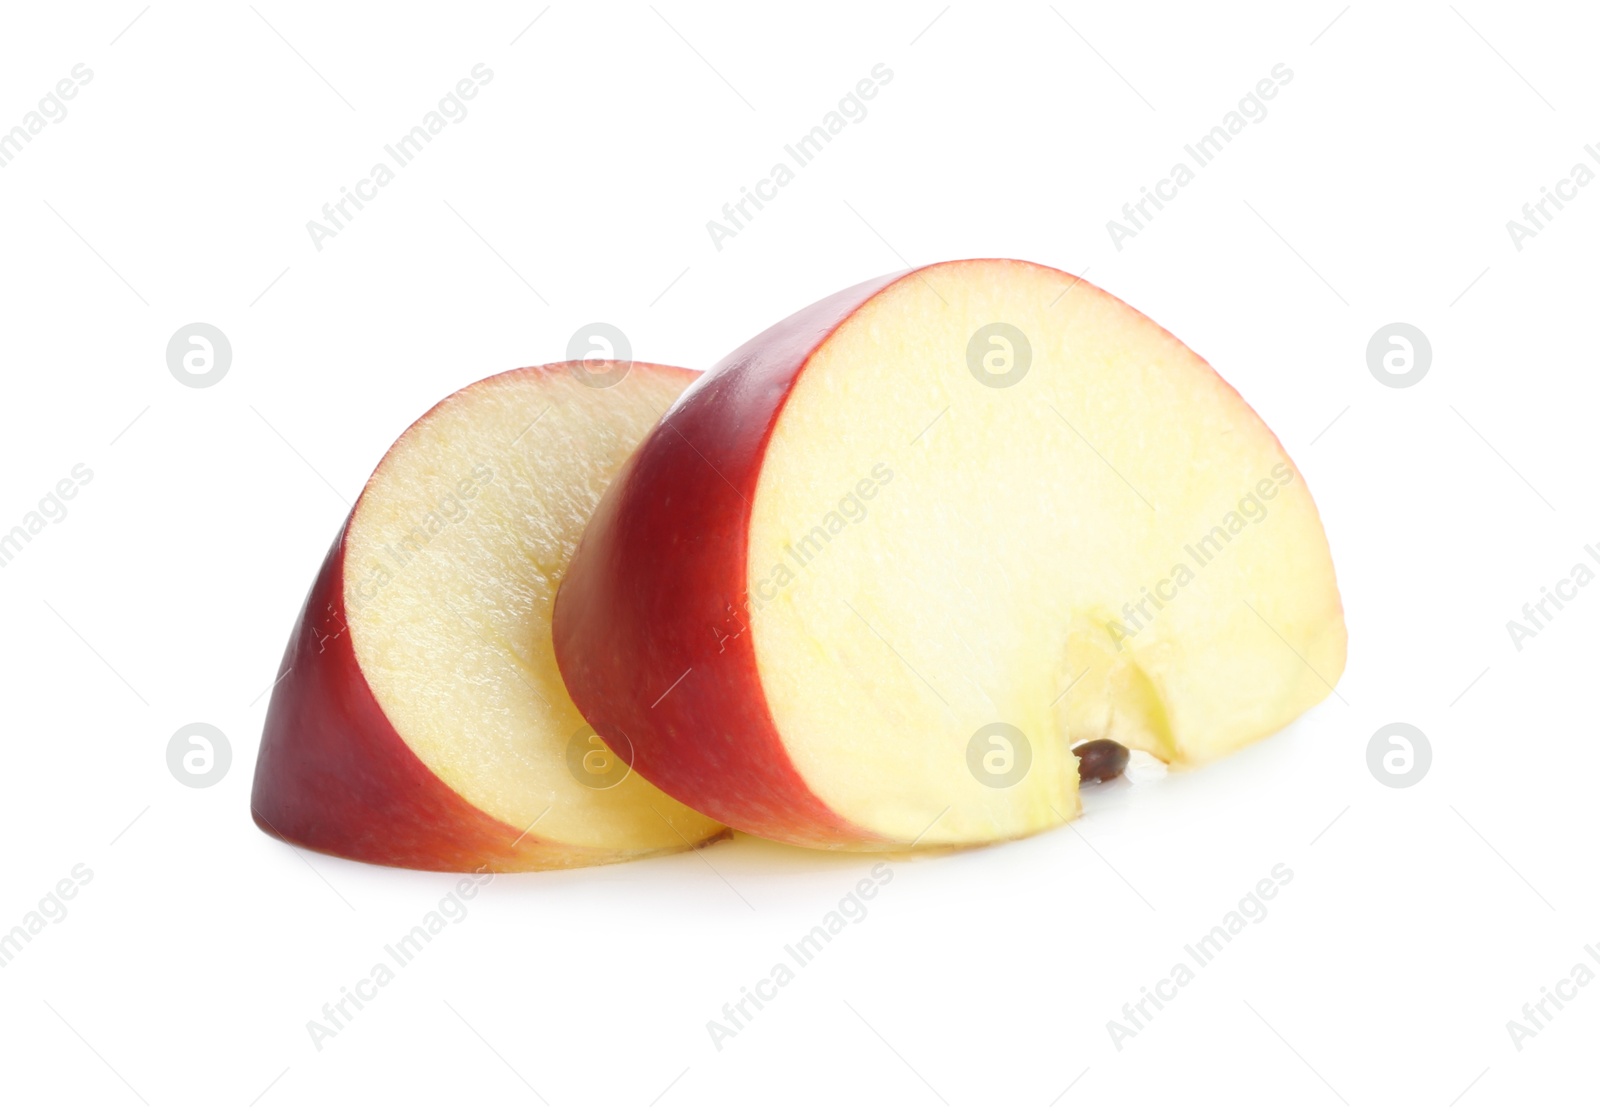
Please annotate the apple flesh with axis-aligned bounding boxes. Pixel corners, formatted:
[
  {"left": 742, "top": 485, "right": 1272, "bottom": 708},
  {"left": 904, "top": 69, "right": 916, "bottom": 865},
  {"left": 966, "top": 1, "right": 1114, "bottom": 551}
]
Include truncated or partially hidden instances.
[
  {"left": 553, "top": 260, "right": 1347, "bottom": 850},
  {"left": 252, "top": 362, "right": 726, "bottom": 871}
]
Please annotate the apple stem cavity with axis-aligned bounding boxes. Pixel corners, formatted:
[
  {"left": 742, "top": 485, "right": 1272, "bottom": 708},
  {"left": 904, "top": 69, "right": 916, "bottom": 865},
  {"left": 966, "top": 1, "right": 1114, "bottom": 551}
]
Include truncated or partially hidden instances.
[{"left": 1073, "top": 739, "right": 1130, "bottom": 784}]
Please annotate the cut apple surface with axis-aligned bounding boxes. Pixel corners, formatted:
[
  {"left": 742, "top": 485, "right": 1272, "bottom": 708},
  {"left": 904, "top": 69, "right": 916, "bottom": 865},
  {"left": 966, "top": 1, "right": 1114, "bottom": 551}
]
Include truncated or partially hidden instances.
[
  {"left": 554, "top": 260, "right": 1347, "bottom": 851},
  {"left": 252, "top": 362, "right": 725, "bottom": 871}
]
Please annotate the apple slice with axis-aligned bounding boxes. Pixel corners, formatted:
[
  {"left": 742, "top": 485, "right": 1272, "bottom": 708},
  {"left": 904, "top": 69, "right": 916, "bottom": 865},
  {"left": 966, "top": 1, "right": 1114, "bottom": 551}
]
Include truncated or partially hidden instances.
[
  {"left": 553, "top": 260, "right": 1347, "bottom": 851},
  {"left": 252, "top": 362, "right": 726, "bottom": 871}
]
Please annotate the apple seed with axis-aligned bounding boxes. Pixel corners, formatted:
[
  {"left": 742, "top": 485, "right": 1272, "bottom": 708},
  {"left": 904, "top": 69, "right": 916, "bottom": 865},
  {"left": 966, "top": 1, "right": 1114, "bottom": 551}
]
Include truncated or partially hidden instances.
[{"left": 1073, "top": 739, "right": 1129, "bottom": 784}]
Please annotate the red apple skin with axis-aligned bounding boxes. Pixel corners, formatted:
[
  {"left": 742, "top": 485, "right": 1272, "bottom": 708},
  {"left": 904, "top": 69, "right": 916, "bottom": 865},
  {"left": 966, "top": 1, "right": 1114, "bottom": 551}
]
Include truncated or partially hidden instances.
[
  {"left": 553, "top": 272, "right": 910, "bottom": 848},
  {"left": 252, "top": 523, "right": 539, "bottom": 871}
]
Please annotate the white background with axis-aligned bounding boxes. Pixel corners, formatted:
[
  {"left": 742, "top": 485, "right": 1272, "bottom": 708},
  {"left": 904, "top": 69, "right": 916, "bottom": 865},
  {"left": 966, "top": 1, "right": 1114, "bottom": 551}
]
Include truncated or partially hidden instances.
[{"left": 0, "top": 1, "right": 1593, "bottom": 1109}]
